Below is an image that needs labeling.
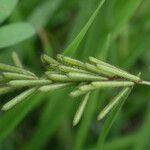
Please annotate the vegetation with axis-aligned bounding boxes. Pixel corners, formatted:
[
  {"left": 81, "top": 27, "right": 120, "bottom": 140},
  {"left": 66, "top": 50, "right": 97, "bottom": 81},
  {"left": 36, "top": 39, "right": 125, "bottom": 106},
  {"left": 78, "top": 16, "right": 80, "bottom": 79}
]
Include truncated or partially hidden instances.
[{"left": 0, "top": 0, "right": 150, "bottom": 150}]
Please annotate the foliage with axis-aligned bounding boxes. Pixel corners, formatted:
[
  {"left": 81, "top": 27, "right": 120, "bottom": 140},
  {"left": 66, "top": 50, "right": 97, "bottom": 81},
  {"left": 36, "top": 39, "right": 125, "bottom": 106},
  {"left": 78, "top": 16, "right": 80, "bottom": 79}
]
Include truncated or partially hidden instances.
[{"left": 0, "top": 0, "right": 150, "bottom": 150}]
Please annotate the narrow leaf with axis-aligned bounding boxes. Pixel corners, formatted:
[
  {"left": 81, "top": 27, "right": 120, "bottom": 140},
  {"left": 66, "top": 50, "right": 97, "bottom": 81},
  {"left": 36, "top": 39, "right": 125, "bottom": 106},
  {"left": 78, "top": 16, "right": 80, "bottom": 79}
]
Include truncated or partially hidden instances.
[{"left": 64, "top": 0, "right": 106, "bottom": 55}]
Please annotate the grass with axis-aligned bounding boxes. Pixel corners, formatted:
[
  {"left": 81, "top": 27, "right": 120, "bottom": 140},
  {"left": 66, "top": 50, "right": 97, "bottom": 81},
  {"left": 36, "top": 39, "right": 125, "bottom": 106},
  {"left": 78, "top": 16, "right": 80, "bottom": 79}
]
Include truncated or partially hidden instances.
[{"left": 0, "top": 0, "right": 150, "bottom": 149}]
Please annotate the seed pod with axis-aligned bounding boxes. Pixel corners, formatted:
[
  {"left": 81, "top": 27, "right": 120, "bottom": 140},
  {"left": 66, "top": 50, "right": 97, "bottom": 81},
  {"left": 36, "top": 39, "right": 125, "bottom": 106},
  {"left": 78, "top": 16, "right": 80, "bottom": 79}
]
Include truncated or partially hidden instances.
[
  {"left": 0, "top": 86, "right": 14, "bottom": 96},
  {"left": 70, "top": 89, "right": 86, "bottom": 97},
  {"left": 57, "top": 54, "right": 85, "bottom": 67},
  {"left": 97, "top": 64, "right": 140, "bottom": 82},
  {"left": 9, "top": 79, "right": 52, "bottom": 88},
  {"left": 58, "top": 65, "right": 88, "bottom": 74},
  {"left": 41, "top": 54, "right": 59, "bottom": 65},
  {"left": 2, "top": 88, "right": 36, "bottom": 111},
  {"left": 3, "top": 72, "right": 36, "bottom": 80},
  {"left": 46, "top": 72, "right": 71, "bottom": 82},
  {"left": 97, "top": 87, "right": 132, "bottom": 120},
  {"left": 84, "top": 63, "right": 113, "bottom": 77},
  {"left": 67, "top": 72, "right": 108, "bottom": 81},
  {"left": 89, "top": 56, "right": 114, "bottom": 68},
  {"left": 12, "top": 51, "right": 23, "bottom": 68},
  {"left": 73, "top": 92, "right": 90, "bottom": 126},
  {"left": 79, "top": 84, "right": 95, "bottom": 92},
  {"left": 0, "top": 63, "right": 35, "bottom": 77},
  {"left": 92, "top": 81, "right": 134, "bottom": 88},
  {"left": 39, "top": 83, "right": 72, "bottom": 92}
]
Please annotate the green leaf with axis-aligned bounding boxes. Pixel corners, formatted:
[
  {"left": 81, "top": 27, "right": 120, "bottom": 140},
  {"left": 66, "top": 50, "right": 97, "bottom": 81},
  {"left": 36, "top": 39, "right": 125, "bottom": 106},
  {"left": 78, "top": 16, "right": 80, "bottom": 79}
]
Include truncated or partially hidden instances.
[
  {"left": 0, "top": 22, "right": 35, "bottom": 48},
  {"left": 0, "top": 0, "right": 18, "bottom": 24},
  {"left": 96, "top": 87, "right": 133, "bottom": 150},
  {"left": 64, "top": 0, "right": 106, "bottom": 56}
]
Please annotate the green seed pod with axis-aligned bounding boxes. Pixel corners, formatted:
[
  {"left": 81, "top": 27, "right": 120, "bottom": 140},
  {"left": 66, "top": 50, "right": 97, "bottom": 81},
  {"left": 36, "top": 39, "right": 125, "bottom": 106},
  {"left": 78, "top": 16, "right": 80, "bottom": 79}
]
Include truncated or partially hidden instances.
[
  {"left": 73, "top": 92, "right": 90, "bottom": 126},
  {"left": 39, "top": 83, "right": 72, "bottom": 92},
  {"left": 46, "top": 72, "right": 71, "bottom": 82},
  {"left": 97, "top": 87, "right": 132, "bottom": 120},
  {"left": 57, "top": 54, "right": 85, "bottom": 68},
  {"left": 89, "top": 56, "right": 114, "bottom": 68},
  {"left": 79, "top": 84, "right": 95, "bottom": 92},
  {"left": 3, "top": 72, "right": 36, "bottom": 80},
  {"left": 0, "top": 63, "right": 36, "bottom": 77},
  {"left": 84, "top": 63, "right": 113, "bottom": 77},
  {"left": 67, "top": 72, "right": 108, "bottom": 81},
  {"left": 0, "top": 86, "right": 14, "bottom": 96},
  {"left": 96, "top": 64, "right": 140, "bottom": 82},
  {"left": 12, "top": 51, "right": 23, "bottom": 68},
  {"left": 58, "top": 65, "right": 88, "bottom": 74},
  {"left": 41, "top": 54, "right": 59, "bottom": 65},
  {"left": 92, "top": 81, "right": 134, "bottom": 88},
  {"left": 70, "top": 89, "right": 86, "bottom": 97},
  {"left": 2, "top": 88, "right": 36, "bottom": 111},
  {"left": 9, "top": 79, "right": 52, "bottom": 87}
]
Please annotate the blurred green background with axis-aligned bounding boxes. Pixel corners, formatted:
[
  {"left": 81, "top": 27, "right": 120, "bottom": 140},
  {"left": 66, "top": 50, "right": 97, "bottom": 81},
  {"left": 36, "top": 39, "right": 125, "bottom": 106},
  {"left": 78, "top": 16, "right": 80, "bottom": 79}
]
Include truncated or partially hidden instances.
[{"left": 0, "top": 0, "right": 150, "bottom": 149}]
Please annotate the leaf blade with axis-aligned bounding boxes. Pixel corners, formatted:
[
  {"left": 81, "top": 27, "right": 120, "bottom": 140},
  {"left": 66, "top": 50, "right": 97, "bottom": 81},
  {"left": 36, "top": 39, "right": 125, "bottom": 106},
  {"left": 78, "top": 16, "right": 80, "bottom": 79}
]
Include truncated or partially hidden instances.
[
  {"left": 0, "top": 22, "right": 35, "bottom": 48},
  {"left": 64, "top": 0, "right": 106, "bottom": 56},
  {"left": 0, "top": 0, "right": 18, "bottom": 23}
]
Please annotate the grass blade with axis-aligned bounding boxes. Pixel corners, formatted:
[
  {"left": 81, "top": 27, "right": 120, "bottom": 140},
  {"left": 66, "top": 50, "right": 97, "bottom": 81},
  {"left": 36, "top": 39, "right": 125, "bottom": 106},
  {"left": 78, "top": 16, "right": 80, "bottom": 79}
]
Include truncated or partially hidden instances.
[
  {"left": 0, "top": 23, "right": 35, "bottom": 48},
  {"left": 64, "top": 0, "right": 106, "bottom": 56}
]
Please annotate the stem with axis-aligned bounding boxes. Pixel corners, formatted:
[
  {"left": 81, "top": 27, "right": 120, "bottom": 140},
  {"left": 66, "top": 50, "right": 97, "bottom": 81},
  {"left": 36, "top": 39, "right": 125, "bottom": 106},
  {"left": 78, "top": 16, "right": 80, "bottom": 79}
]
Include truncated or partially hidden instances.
[{"left": 140, "top": 81, "right": 150, "bottom": 86}]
